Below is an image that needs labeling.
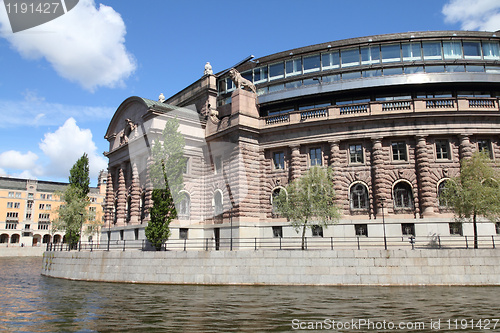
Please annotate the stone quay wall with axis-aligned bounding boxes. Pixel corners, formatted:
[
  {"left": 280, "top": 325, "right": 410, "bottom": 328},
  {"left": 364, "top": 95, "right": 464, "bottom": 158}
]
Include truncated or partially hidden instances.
[{"left": 41, "top": 249, "right": 500, "bottom": 286}]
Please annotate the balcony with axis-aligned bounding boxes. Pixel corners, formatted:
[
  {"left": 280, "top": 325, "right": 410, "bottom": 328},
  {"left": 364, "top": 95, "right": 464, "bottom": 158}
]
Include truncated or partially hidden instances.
[{"left": 261, "top": 97, "right": 499, "bottom": 127}]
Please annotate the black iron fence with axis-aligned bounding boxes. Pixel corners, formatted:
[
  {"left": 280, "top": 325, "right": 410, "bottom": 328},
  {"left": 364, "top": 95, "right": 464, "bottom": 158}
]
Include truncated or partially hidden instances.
[{"left": 46, "top": 234, "right": 500, "bottom": 252}]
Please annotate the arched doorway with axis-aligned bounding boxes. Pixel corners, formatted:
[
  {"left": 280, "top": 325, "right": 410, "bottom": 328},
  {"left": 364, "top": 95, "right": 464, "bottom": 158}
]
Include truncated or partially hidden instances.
[
  {"left": 42, "top": 234, "right": 51, "bottom": 244},
  {"left": 33, "top": 234, "right": 41, "bottom": 246},
  {"left": 10, "top": 234, "right": 20, "bottom": 244},
  {"left": 53, "top": 234, "right": 62, "bottom": 244},
  {"left": 0, "top": 234, "right": 8, "bottom": 243}
]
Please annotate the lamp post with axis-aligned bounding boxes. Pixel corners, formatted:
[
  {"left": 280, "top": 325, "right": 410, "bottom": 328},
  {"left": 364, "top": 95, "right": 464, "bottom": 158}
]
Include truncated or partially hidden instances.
[
  {"left": 79, "top": 213, "right": 84, "bottom": 251},
  {"left": 107, "top": 207, "right": 111, "bottom": 251},
  {"left": 379, "top": 197, "right": 387, "bottom": 250}
]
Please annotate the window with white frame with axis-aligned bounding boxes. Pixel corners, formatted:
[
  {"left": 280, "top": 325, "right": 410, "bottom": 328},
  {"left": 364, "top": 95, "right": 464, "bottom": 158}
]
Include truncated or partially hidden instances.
[
  {"left": 392, "top": 142, "right": 407, "bottom": 161},
  {"left": 350, "top": 183, "right": 369, "bottom": 210},
  {"left": 477, "top": 139, "right": 491, "bottom": 156},
  {"left": 349, "top": 144, "right": 364, "bottom": 163},
  {"left": 309, "top": 147, "right": 322, "bottom": 166},
  {"left": 273, "top": 151, "right": 285, "bottom": 170},
  {"left": 214, "top": 155, "right": 222, "bottom": 174},
  {"left": 393, "top": 182, "right": 414, "bottom": 209},
  {"left": 435, "top": 140, "right": 450, "bottom": 160}
]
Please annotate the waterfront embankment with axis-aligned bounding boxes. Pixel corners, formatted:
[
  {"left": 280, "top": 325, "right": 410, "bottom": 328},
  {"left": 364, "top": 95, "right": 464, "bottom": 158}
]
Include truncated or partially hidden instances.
[{"left": 42, "top": 249, "right": 500, "bottom": 285}]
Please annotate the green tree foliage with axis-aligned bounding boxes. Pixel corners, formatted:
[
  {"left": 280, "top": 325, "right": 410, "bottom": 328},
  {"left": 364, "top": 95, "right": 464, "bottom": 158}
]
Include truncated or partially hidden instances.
[
  {"left": 69, "top": 153, "right": 90, "bottom": 198},
  {"left": 440, "top": 151, "right": 500, "bottom": 248},
  {"left": 53, "top": 153, "right": 91, "bottom": 248},
  {"left": 274, "top": 166, "right": 341, "bottom": 250},
  {"left": 145, "top": 117, "right": 186, "bottom": 250}
]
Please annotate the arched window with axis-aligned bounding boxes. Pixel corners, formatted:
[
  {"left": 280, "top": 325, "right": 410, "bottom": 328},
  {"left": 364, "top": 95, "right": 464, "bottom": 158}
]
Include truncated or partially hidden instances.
[
  {"left": 393, "top": 181, "right": 414, "bottom": 209},
  {"left": 42, "top": 234, "right": 51, "bottom": 244},
  {"left": 214, "top": 190, "right": 223, "bottom": 216},
  {"left": 178, "top": 192, "right": 191, "bottom": 220},
  {"left": 350, "top": 183, "right": 369, "bottom": 209},
  {"left": 271, "top": 187, "right": 287, "bottom": 215},
  {"left": 437, "top": 179, "right": 449, "bottom": 207}
]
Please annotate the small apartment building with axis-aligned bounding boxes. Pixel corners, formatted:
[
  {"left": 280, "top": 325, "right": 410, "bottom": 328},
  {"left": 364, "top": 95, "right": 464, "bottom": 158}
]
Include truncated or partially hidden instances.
[{"left": 0, "top": 171, "right": 107, "bottom": 247}]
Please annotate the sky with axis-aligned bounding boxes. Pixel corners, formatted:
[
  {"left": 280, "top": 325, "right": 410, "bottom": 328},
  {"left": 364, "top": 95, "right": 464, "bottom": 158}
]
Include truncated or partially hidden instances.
[{"left": 0, "top": 0, "right": 499, "bottom": 186}]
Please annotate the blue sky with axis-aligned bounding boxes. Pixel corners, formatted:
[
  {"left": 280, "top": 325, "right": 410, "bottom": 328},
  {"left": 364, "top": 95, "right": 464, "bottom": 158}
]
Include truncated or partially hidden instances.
[{"left": 0, "top": 0, "right": 499, "bottom": 185}]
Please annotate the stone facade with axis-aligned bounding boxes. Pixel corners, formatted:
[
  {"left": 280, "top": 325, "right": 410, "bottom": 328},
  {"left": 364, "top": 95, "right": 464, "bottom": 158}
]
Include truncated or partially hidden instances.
[{"left": 103, "top": 31, "right": 500, "bottom": 245}]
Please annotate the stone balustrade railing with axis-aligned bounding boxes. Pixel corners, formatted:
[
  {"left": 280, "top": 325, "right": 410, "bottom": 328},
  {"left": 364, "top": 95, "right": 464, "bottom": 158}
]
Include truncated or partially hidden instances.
[{"left": 262, "top": 97, "right": 499, "bottom": 127}]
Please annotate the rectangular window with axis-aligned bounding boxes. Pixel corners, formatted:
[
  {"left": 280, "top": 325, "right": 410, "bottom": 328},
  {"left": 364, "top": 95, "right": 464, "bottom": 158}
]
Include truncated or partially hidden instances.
[
  {"left": 8, "top": 192, "right": 14, "bottom": 197},
  {"left": 392, "top": 142, "right": 407, "bottom": 161},
  {"left": 272, "top": 226, "right": 283, "bottom": 238},
  {"left": 303, "top": 54, "right": 321, "bottom": 73},
  {"left": 323, "top": 74, "right": 341, "bottom": 82},
  {"left": 15, "top": 192, "right": 21, "bottom": 198},
  {"left": 183, "top": 157, "right": 190, "bottom": 175},
  {"left": 26, "top": 213, "right": 31, "bottom": 220},
  {"left": 311, "top": 225, "right": 323, "bottom": 237},
  {"left": 349, "top": 144, "right": 364, "bottom": 163},
  {"left": 496, "top": 222, "right": 500, "bottom": 235},
  {"left": 422, "top": 42, "right": 442, "bottom": 60},
  {"left": 179, "top": 228, "right": 188, "bottom": 240},
  {"left": 273, "top": 152, "right": 285, "bottom": 170},
  {"left": 425, "top": 65, "right": 445, "bottom": 73},
  {"left": 483, "top": 42, "right": 500, "bottom": 60},
  {"left": 214, "top": 156, "right": 222, "bottom": 174},
  {"left": 381, "top": 44, "right": 401, "bottom": 63},
  {"left": 363, "top": 69, "right": 382, "bottom": 77},
  {"left": 446, "top": 65, "right": 465, "bottom": 72},
  {"left": 120, "top": 230, "right": 124, "bottom": 241},
  {"left": 134, "top": 228, "right": 139, "bottom": 240},
  {"left": 402, "top": 42, "right": 421, "bottom": 61},
  {"left": 269, "top": 62, "right": 284, "bottom": 80},
  {"left": 253, "top": 66, "right": 268, "bottom": 83},
  {"left": 6, "top": 223, "right": 17, "bottom": 229},
  {"left": 384, "top": 67, "right": 404, "bottom": 76},
  {"left": 285, "top": 58, "right": 302, "bottom": 77},
  {"left": 449, "top": 222, "right": 463, "bottom": 236},
  {"left": 477, "top": 139, "right": 491, "bottom": 156},
  {"left": 355, "top": 224, "right": 368, "bottom": 237},
  {"left": 435, "top": 140, "right": 450, "bottom": 160},
  {"left": 39, "top": 204, "right": 45, "bottom": 210},
  {"left": 6, "top": 212, "right": 19, "bottom": 218},
  {"left": 47, "top": 194, "right": 52, "bottom": 200},
  {"left": 342, "top": 71, "right": 361, "bottom": 80},
  {"left": 405, "top": 66, "right": 424, "bottom": 74},
  {"left": 321, "top": 51, "right": 340, "bottom": 70},
  {"left": 401, "top": 223, "right": 415, "bottom": 236},
  {"left": 309, "top": 147, "right": 322, "bottom": 166},
  {"left": 341, "top": 48, "right": 360, "bottom": 67},
  {"left": 40, "top": 194, "right": 46, "bottom": 199},
  {"left": 45, "top": 204, "right": 51, "bottom": 210},
  {"left": 443, "top": 41, "right": 462, "bottom": 59},
  {"left": 27, "top": 202, "right": 33, "bottom": 209},
  {"left": 14, "top": 202, "right": 20, "bottom": 208},
  {"left": 463, "top": 41, "right": 482, "bottom": 59},
  {"left": 28, "top": 193, "right": 33, "bottom": 199},
  {"left": 361, "top": 46, "right": 380, "bottom": 65},
  {"left": 285, "top": 80, "right": 301, "bottom": 89},
  {"left": 25, "top": 224, "right": 30, "bottom": 230},
  {"left": 7, "top": 202, "right": 12, "bottom": 208}
]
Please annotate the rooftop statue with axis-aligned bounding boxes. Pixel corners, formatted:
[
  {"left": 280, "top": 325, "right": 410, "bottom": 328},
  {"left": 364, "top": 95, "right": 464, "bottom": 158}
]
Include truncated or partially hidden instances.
[
  {"left": 204, "top": 62, "right": 213, "bottom": 75},
  {"left": 158, "top": 93, "right": 165, "bottom": 103},
  {"left": 228, "top": 68, "right": 256, "bottom": 94}
]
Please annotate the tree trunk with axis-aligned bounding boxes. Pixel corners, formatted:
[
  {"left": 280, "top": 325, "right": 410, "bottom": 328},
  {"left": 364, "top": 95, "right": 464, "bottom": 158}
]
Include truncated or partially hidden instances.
[
  {"left": 473, "top": 212, "right": 478, "bottom": 249},
  {"left": 301, "top": 221, "right": 307, "bottom": 250}
]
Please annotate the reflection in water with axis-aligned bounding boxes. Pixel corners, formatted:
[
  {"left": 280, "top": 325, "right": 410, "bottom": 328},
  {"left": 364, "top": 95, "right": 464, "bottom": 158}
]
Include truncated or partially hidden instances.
[{"left": 0, "top": 257, "right": 499, "bottom": 332}]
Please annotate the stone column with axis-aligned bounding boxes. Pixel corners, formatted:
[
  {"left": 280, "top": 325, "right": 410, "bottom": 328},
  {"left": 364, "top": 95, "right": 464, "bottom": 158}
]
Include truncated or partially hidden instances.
[
  {"left": 104, "top": 170, "right": 114, "bottom": 228},
  {"left": 143, "top": 157, "right": 153, "bottom": 224},
  {"left": 415, "top": 136, "right": 434, "bottom": 216},
  {"left": 116, "top": 167, "right": 127, "bottom": 226},
  {"left": 289, "top": 144, "right": 301, "bottom": 181},
  {"left": 371, "top": 138, "right": 390, "bottom": 216},
  {"left": 459, "top": 134, "right": 473, "bottom": 160},
  {"left": 329, "top": 141, "right": 343, "bottom": 207},
  {"left": 129, "top": 163, "right": 141, "bottom": 224}
]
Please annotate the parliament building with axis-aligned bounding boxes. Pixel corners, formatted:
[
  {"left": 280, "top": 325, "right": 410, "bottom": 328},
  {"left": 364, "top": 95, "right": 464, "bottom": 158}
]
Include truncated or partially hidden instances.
[{"left": 103, "top": 30, "right": 500, "bottom": 248}]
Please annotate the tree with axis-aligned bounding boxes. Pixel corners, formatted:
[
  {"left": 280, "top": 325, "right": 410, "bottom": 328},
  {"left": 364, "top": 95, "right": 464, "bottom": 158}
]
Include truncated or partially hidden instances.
[
  {"left": 145, "top": 117, "right": 186, "bottom": 250},
  {"left": 274, "top": 166, "right": 341, "bottom": 250},
  {"left": 53, "top": 154, "right": 91, "bottom": 249},
  {"left": 440, "top": 151, "right": 500, "bottom": 248}
]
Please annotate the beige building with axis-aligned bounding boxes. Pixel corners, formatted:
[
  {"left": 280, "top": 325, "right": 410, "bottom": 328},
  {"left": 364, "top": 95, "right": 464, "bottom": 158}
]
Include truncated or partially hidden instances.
[
  {"left": 103, "top": 31, "right": 500, "bottom": 248},
  {"left": 0, "top": 171, "right": 107, "bottom": 247}
]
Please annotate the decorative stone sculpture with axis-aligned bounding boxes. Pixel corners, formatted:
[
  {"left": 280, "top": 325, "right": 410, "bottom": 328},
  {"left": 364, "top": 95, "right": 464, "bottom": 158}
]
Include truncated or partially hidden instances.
[
  {"left": 228, "top": 68, "right": 256, "bottom": 93},
  {"left": 158, "top": 93, "right": 165, "bottom": 103},
  {"left": 204, "top": 62, "right": 213, "bottom": 75},
  {"left": 119, "top": 118, "right": 137, "bottom": 145}
]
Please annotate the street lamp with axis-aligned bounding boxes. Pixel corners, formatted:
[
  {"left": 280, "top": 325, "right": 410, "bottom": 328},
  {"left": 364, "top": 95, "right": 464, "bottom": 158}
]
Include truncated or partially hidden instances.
[
  {"left": 107, "top": 207, "right": 111, "bottom": 251},
  {"left": 79, "top": 213, "right": 84, "bottom": 251},
  {"left": 379, "top": 197, "right": 387, "bottom": 250}
]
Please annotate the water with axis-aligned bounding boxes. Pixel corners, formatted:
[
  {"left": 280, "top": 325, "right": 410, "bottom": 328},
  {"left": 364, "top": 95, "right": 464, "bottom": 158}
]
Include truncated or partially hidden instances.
[{"left": 1, "top": 257, "right": 500, "bottom": 332}]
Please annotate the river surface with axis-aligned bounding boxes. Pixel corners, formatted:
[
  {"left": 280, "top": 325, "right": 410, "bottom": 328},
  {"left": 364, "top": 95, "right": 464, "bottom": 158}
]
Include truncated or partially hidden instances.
[{"left": 1, "top": 257, "right": 500, "bottom": 332}]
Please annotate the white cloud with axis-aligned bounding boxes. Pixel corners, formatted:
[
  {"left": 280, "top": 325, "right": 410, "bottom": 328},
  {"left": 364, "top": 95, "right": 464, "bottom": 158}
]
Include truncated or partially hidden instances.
[
  {"left": 0, "top": 0, "right": 136, "bottom": 91},
  {"left": 0, "top": 150, "right": 39, "bottom": 170},
  {"left": 39, "top": 118, "right": 107, "bottom": 180},
  {"left": 0, "top": 98, "right": 114, "bottom": 128},
  {"left": 443, "top": 0, "right": 500, "bottom": 31},
  {"left": 0, "top": 168, "right": 7, "bottom": 176}
]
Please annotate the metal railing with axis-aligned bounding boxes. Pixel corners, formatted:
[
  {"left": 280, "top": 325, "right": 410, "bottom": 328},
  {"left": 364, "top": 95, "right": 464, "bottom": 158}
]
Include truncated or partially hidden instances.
[{"left": 45, "top": 234, "right": 500, "bottom": 252}]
